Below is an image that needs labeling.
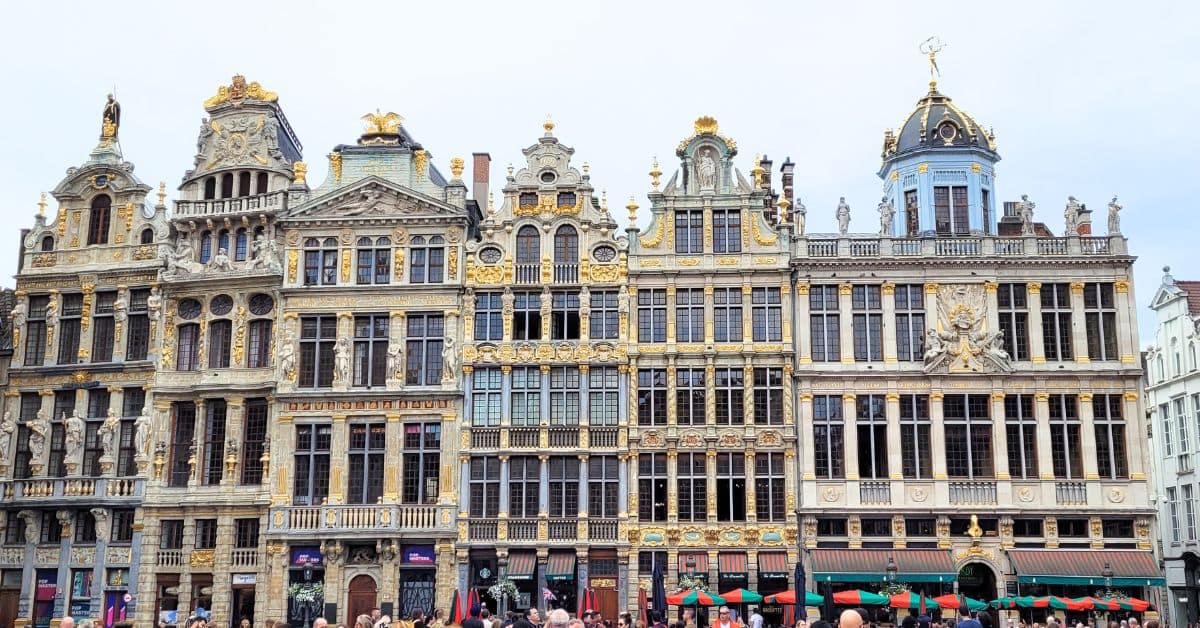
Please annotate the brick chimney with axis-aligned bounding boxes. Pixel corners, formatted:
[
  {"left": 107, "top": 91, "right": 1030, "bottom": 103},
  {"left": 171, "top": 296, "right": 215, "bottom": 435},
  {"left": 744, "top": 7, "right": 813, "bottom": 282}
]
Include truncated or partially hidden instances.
[
  {"left": 781, "top": 157, "right": 795, "bottom": 210},
  {"left": 472, "top": 153, "right": 491, "bottom": 209}
]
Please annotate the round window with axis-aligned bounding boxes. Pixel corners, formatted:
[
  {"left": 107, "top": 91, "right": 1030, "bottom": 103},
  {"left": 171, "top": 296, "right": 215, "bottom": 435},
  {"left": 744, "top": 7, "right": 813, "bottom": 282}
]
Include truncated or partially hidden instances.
[
  {"left": 210, "top": 295, "right": 234, "bottom": 316},
  {"left": 248, "top": 294, "right": 275, "bottom": 316},
  {"left": 937, "top": 122, "right": 957, "bottom": 141},
  {"left": 178, "top": 298, "right": 202, "bottom": 320},
  {"left": 478, "top": 247, "right": 503, "bottom": 264},
  {"left": 540, "top": 171, "right": 556, "bottom": 183},
  {"left": 593, "top": 245, "right": 617, "bottom": 263}
]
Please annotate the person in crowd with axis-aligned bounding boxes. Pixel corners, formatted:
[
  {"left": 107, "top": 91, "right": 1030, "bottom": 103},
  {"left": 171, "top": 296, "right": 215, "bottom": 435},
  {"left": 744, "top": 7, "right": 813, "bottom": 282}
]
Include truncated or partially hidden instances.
[
  {"left": 715, "top": 607, "right": 739, "bottom": 628},
  {"left": 313, "top": 619, "right": 328, "bottom": 628},
  {"left": 430, "top": 610, "right": 445, "bottom": 628},
  {"left": 958, "top": 610, "right": 982, "bottom": 628},
  {"left": 746, "top": 607, "right": 762, "bottom": 628},
  {"left": 464, "top": 606, "right": 485, "bottom": 628},
  {"left": 527, "top": 609, "right": 542, "bottom": 628},
  {"left": 547, "top": 609, "right": 571, "bottom": 628},
  {"left": 481, "top": 610, "right": 493, "bottom": 628}
]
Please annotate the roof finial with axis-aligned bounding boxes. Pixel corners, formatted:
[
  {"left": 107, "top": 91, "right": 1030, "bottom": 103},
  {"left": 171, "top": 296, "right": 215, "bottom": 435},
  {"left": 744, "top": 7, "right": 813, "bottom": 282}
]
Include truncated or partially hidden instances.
[
  {"left": 920, "top": 36, "right": 946, "bottom": 92},
  {"left": 36, "top": 192, "right": 47, "bottom": 218},
  {"left": 157, "top": 182, "right": 167, "bottom": 207},
  {"left": 649, "top": 158, "right": 662, "bottom": 192},
  {"left": 626, "top": 196, "right": 639, "bottom": 227},
  {"left": 543, "top": 114, "right": 555, "bottom": 135}
]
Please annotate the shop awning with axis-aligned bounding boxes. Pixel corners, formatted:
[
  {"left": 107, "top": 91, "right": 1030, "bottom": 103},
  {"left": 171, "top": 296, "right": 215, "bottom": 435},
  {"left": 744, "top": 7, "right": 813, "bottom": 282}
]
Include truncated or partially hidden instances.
[
  {"left": 679, "top": 552, "right": 710, "bottom": 574},
  {"left": 507, "top": 552, "right": 537, "bottom": 580},
  {"left": 718, "top": 553, "right": 747, "bottom": 577},
  {"left": 812, "top": 549, "right": 956, "bottom": 583},
  {"left": 545, "top": 552, "right": 576, "bottom": 581},
  {"left": 758, "top": 552, "right": 790, "bottom": 578},
  {"left": 1008, "top": 550, "right": 1164, "bottom": 586}
]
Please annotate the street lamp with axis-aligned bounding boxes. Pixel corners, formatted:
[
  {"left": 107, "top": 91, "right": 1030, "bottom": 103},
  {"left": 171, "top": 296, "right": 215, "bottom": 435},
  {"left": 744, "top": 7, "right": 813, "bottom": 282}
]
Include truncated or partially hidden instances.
[
  {"left": 1102, "top": 561, "right": 1114, "bottom": 598},
  {"left": 302, "top": 558, "right": 317, "bottom": 628},
  {"left": 886, "top": 556, "right": 898, "bottom": 584}
]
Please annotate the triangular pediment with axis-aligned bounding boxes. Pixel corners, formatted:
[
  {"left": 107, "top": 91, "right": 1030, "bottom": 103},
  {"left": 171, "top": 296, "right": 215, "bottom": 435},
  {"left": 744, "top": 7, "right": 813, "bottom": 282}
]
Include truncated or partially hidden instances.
[
  {"left": 289, "top": 176, "right": 462, "bottom": 219},
  {"left": 1151, "top": 283, "right": 1185, "bottom": 310}
]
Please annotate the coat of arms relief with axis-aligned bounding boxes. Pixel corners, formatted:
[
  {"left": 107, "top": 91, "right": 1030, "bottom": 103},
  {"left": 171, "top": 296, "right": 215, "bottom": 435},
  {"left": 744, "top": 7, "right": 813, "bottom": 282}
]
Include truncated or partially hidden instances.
[{"left": 923, "top": 284, "right": 1013, "bottom": 373}]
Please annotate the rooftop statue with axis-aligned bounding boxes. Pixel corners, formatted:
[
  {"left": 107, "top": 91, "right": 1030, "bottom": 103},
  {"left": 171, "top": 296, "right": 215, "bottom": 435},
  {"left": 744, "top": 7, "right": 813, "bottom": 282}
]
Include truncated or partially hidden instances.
[
  {"left": 1108, "top": 195, "right": 1123, "bottom": 234},
  {"left": 836, "top": 197, "right": 851, "bottom": 235},
  {"left": 102, "top": 94, "right": 121, "bottom": 140}
]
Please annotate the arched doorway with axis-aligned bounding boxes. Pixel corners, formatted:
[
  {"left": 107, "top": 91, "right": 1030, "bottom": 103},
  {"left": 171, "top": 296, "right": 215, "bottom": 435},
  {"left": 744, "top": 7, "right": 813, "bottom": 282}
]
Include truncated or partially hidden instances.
[
  {"left": 958, "top": 562, "right": 998, "bottom": 623},
  {"left": 348, "top": 574, "right": 379, "bottom": 623}
]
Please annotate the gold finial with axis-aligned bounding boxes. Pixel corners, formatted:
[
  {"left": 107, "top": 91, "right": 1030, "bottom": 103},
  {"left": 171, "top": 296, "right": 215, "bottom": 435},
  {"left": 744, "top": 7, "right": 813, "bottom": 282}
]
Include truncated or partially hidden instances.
[
  {"left": 649, "top": 158, "right": 662, "bottom": 192},
  {"left": 777, "top": 196, "right": 792, "bottom": 224},
  {"left": 626, "top": 196, "right": 639, "bottom": 226},
  {"left": 751, "top": 154, "right": 765, "bottom": 187},
  {"left": 36, "top": 193, "right": 47, "bottom": 218},
  {"left": 967, "top": 513, "right": 982, "bottom": 540},
  {"left": 919, "top": 36, "right": 945, "bottom": 91},
  {"left": 694, "top": 116, "right": 718, "bottom": 135},
  {"left": 362, "top": 109, "right": 403, "bottom": 135},
  {"left": 450, "top": 157, "right": 465, "bottom": 179},
  {"left": 203, "top": 75, "right": 278, "bottom": 110},
  {"left": 543, "top": 114, "right": 555, "bottom": 134},
  {"left": 292, "top": 161, "right": 307, "bottom": 185},
  {"left": 157, "top": 182, "right": 167, "bottom": 206}
]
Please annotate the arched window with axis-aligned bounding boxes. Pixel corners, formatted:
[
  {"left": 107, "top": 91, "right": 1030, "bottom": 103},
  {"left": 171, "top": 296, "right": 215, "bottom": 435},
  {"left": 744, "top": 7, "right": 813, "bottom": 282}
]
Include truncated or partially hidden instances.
[
  {"left": 220, "top": 173, "right": 234, "bottom": 199},
  {"left": 40, "top": 236, "right": 54, "bottom": 252},
  {"left": 238, "top": 172, "right": 252, "bottom": 198},
  {"left": 409, "top": 235, "right": 445, "bottom": 284},
  {"left": 1157, "top": 355, "right": 1166, "bottom": 383},
  {"left": 199, "top": 231, "right": 213, "bottom": 264},
  {"left": 203, "top": 177, "right": 216, "bottom": 200},
  {"left": 177, "top": 323, "right": 200, "bottom": 371},
  {"left": 516, "top": 225, "right": 540, "bottom": 264},
  {"left": 1192, "top": 343, "right": 1198, "bottom": 372},
  {"left": 217, "top": 229, "right": 230, "bottom": 256},
  {"left": 87, "top": 195, "right": 112, "bottom": 245},
  {"left": 234, "top": 228, "right": 248, "bottom": 262},
  {"left": 357, "top": 236, "right": 392, "bottom": 285},
  {"left": 140, "top": 228, "right": 155, "bottom": 245},
  {"left": 321, "top": 237, "right": 339, "bottom": 285},
  {"left": 1173, "top": 338, "right": 1182, "bottom": 377},
  {"left": 256, "top": 172, "right": 269, "bottom": 195},
  {"left": 553, "top": 225, "right": 579, "bottom": 263}
]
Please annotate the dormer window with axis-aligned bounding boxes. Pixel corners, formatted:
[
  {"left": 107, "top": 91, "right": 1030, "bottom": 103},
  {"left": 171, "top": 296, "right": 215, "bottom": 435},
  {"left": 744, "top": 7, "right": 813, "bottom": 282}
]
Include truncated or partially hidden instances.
[
  {"left": 519, "top": 193, "right": 538, "bottom": 209},
  {"left": 140, "top": 228, "right": 155, "bottom": 245},
  {"left": 557, "top": 192, "right": 576, "bottom": 208},
  {"left": 540, "top": 172, "right": 557, "bottom": 184},
  {"left": 40, "top": 236, "right": 54, "bottom": 252},
  {"left": 936, "top": 121, "right": 958, "bottom": 144},
  {"left": 87, "top": 195, "right": 112, "bottom": 245}
]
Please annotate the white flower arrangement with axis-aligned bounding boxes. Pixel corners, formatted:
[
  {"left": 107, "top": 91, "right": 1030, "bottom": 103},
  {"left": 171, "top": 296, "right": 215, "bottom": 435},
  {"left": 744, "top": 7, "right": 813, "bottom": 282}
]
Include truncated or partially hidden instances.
[
  {"left": 674, "top": 574, "right": 710, "bottom": 593},
  {"left": 288, "top": 582, "right": 325, "bottom": 604},
  {"left": 488, "top": 579, "right": 520, "bottom": 602}
]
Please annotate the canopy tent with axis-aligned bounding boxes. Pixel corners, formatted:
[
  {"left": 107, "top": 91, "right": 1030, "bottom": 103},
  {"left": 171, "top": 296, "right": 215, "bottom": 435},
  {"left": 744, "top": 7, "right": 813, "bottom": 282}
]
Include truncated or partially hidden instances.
[{"left": 811, "top": 549, "right": 957, "bottom": 583}]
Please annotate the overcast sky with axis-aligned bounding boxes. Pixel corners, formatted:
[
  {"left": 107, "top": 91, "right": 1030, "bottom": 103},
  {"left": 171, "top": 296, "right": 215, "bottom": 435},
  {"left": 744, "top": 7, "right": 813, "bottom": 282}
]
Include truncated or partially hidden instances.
[{"left": 2, "top": 1, "right": 1196, "bottom": 345}]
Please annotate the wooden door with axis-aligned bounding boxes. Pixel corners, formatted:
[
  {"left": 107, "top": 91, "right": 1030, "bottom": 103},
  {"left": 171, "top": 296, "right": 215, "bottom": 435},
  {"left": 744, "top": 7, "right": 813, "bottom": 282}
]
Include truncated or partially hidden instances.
[
  {"left": 594, "top": 588, "right": 617, "bottom": 624},
  {"left": 0, "top": 589, "right": 19, "bottom": 628},
  {"left": 347, "top": 575, "right": 378, "bottom": 624}
]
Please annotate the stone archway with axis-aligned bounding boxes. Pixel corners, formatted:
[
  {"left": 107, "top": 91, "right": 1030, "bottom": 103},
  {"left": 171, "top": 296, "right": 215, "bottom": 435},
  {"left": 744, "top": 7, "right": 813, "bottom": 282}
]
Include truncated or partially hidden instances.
[
  {"left": 957, "top": 561, "right": 999, "bottom": 602},
  {"left": 348, "top": 574, "right": 379, "bottom": 623}
]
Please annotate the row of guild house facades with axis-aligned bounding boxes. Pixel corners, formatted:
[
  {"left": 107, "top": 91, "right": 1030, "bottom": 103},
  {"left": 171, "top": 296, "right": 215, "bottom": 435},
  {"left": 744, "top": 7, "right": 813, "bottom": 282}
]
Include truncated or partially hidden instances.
[{"left": 0, "top": 69, "right": 1164, "bottom": 628}]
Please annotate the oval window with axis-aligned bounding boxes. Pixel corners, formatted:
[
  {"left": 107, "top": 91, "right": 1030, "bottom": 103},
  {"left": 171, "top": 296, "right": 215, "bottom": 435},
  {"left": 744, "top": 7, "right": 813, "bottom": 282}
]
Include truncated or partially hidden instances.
[
  {"left": 478, "top": 247, "right": 503, "bottom": 264},
  {"left": 593, "top": 245, "right": 617, "bottom": 263},
  {"left": 178, "top": 298, "right": 202, "bottom": 320},
  {"left": 248, "top": 294, "right": 275, "bottom": 316},
  {"left": 210, "top": 295, "right": 234, "bottom": 316}
]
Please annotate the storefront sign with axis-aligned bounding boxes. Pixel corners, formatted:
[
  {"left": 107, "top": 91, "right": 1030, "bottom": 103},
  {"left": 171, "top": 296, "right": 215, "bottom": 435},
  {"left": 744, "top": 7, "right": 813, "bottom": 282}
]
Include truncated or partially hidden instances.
[
  {"left": 404, "top": 546, "right": 436, "bottom": 564},
  {"left": 35, "top": 574, "right": 57, "bottom": 601},
  {"left": 291, "top": 547, "right": 323, "bottom": 566},
  {"left": 232, "top": 574, "right": 257, "bottom": 586}
]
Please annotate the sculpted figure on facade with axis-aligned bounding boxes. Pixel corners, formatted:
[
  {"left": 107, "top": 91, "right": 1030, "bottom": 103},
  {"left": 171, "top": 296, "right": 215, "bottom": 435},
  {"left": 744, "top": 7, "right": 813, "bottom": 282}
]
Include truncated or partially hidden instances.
[
  {"left": 91, "top": 508, "right": 111, "bottom": 542},
  {"left": 252, "top": 234, "right": 283, "bottom": 273},
  {"left": 0, "top": 412, "right": 15, "bottom": 468},
  {"left": 924, "top": 284, "right": 1014, "bottom": 373},
  {"left": 18, "top": 511, "right": 39, "bottom": 542},
  {"left": 27, "top": 409, "right": 50, "bottom": 460},
  {"left": 333, "top": 336, "right": 351, "bottom": 384},
  {"left": 113, "top": 292, "right": 129, "bottom": 325},
  {"left": 10, "top": 299, "right": 26, "bottom": 339},
  {"left": 877, "top": 195, "right": 895, "bottom": 236},
  {"left": 442, "top": 337, "right": 458, "bottom": 383},
  {"left": 147, "top": 285, "right": 162, "bottom": 318},
  {"left": 278, "top": 328, "right": 297, "bottom": 380},
  {"left": 210, "top": 247, "right": 234, "bottom": 272},
  {"left": 794, "top": 197, "right": 807, "bottom": 235},
  {"left": 44, "top": 296, "right": 59, "bottom": 330},
  {"left": 836, "top": 197, "right": 851, "bottom": 235},
  {"left": 98, "top": 408, "right": 121, "bottom": 463},
  {"left": 165, "top": 237, "right": 201, "bottom": 275},
  {"left": 1017, "top": 194, "right": 1036, "bottom": 235},
  {"left": 696, "top": 148, "right": 718, "bottom": 190},
  {"left": 387, "top": 338, "right": 404, "bottom": 381},
  {"left": 134, "top": 406, "right": 153, "bottom": 460},
  {"left": 65, "top": 411, "right": 86, "bottom": 467},
  {"left": 1064, "top": 195, "right": 1082, "bottom": 235},
  {"left": 1108, "top": 195, "right": 1123, "bottom": 234}
]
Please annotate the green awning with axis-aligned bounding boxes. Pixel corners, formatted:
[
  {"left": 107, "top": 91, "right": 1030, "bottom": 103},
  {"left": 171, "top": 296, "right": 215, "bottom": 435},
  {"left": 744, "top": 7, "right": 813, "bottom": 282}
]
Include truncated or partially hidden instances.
[
  {"left": 812, "top": 549, "right": 956, "bottom": 583},
  {"left": 546, "top": 552, "right": 576, "bottom": 581},
  {"left": 1009, "top": 550, "right": 1164, "bottom": 587},
  {"left": 507, "top": 551, "right": 536, "bottom": 580}
]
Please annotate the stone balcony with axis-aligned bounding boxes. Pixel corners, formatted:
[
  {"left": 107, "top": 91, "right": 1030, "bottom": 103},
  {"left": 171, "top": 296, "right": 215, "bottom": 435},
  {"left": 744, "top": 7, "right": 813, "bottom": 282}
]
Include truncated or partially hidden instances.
[
  {"left": 1, "top": 477, "right": 144, "bottom": 506},
  {"left": 809, "top": 478, "right": 1148, "bottom": 511},
  {"left": 466, "top": 426, "right": 625, "bottom": 452},
  {"left": 466, "top": 517, "right": 622, "bottom": 543},
  {"left": 174, "top": 190, "right": 288, "bottom": 219},
  {"left": 797, "top": 234, "right": 1124, "bottom": 260},
  {"left": 266, "top": 503, "right": 452, "bottom": 538}
]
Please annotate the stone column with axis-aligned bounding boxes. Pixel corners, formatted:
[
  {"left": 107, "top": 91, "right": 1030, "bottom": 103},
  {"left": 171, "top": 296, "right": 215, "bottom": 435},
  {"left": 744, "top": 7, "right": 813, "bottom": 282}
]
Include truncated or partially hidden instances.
[
  {"left": 1114, "top": 280, "right": 1136, "bottom": 363},
  {"left": 705, "top": 449, "right": 717, "bottom": 522},
  {"left": 44, "top": 289, "right": 60, "bottom": 366},
  {"left": 271, "top": 414, "right": 294, "bottom": 505},
  {"left": 579, "top": 364, "right": 591, "bottom": 426},
  {"left": 1027, "top": 283, "right": 1046, "bottom": 363},
  {"left": 742, "top": 363, "right": 754, "bottom": 425},
  {"left": 1069, "top": 282, "right": 1090, "bottom": 363},
  {"left": 666, "top": 363, "right": 677, "bottom": 426},
  {"left": 885, "top": 393, "right": 903, "bottom": 480},
  {"left": 328, "top": 414, "right": 348, "bottom": 504},
  {"left": 1079, "top": 393, "right": 1100, "bottom": 481},
  {"left": 744, "top": 450, "right": 757, "bottom": 522},
  {"left": 618, "top": 452, "right": 630, "bottom": 517},
  {"left": 741, "top": 283, "right": 754, "bottom": 344},
  {"left": 112, "top": 285, "right": 130, "bottom": 363},
  {"left": 799, "top": 394, "right": 816, "bottom": 480},
  {"left": 578, "top": 454, "right": 589, "bottom": 542},
  {"left": 923, "top": 283, "right": 939, "bottom": 357},
  {"left": 841, "top": 394, "right": 859, "bottom": 480},
  {"left": 32, "top": 390, "right": 54, "bottom": 476},
  {"left": 385, "top": 412, "right": 402, "bottom": 501},
  {"left": 210, "top": 515, "right": 235, "bottom": 626},
  {"left": 1124, "top": 392, "right": 1147, "bottom": 480},
  {"left": 666, "top": 450, "right": 678, "bottom": 521},
  {"left": 881, "top": 283, "right": 898, "bottom": 364},
  {"left": 838, "top": 284, "right": 854, "bottom": 364},
  {"left": 387, "top": 311, "right": 406, "bottom": 389},
  {"left": 538, "top": 454, "right": 550, "bottom": 516},
  {"left": 77, "top": 282, "right": 96, "bottom": 365},
  {"left": 783, "top": 449, "right": 797, "bottom": 522},
  {"left": 334, "top": 312, "right": 353, "bottom": 391},
  {"left": 795, "top": 284, "right": 811, "bottom": 364},
  {"left": 458, "top": 455, "right": 471, "bottom": 518},
  {"left": 930, "top": 393, "right": 946, "bottom": 479},
  {"left": 666, "top": 284, "right": 677, "bottom": 344},
  {"left": 103, "top": 386, "right": 124, "bottom": 476},
  {"left": 540, "top": 365, "right": 552, "bottom": 425},
  {"left": 1034, "top": 393, "right": 1054, "bottom": 480},
  {"left": 498, "top": 455, "right": 511, "bottom": 516},
  {"left": 190, "top": 399, "right": 205, "bottom": 488},
  {"left": 223, "top": 397, "right": 245, "bottom": 486},
  {"left": 781, "top": 280, "right": 793, "bottom": 349},
  {"left": 991, "top": 392, "right": 1010, "bottom": 479},
  {"left": 9, "top": 291, "right": 26, "bottom": 369}
]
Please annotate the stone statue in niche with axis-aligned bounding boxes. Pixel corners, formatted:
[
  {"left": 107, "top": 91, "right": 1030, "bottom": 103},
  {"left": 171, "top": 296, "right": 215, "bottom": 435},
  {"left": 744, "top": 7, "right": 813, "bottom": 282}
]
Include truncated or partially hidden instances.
[
  {"left": 28, "top": 409, "right": 50, "bottom": 460},
  {"left": 1107, "top": 195, "right": 1123, "bottom": 234},
  {"left": 135, "top": 406, "right": 153, "bottom": 460},
  {"left": 442, "top": 337, "right": 458, "bottom": 382},
  {"left": 278, "top": 328, "right": 297, "bottom": 380},
  {"left": 696, "top": 148, "right": 717, "bottom": 190},
  {"left": 113, "top": 292, "right": 128, "bottom": 325},
  {"left": 0, "top": 412, "right": 16, "bottom": 467},
  {"left": 102, "top": 94, "right": 121, "bottom": 139},
  {"left": 10, "top": 300, "right": 26, "bottom": 337},
  {"left": 387, "top": 339, "right": 404, "bottom": 381},
  {"left": 209, "top": 247, "right": 234, "bottom": 272},
  {"left": 99, "top": 409, "right": 121, "bottom": 463},
  {"left": 836, "top": 197, "right": 851, "bottom": 235},
  {"left": 65, "top": 412, "right": 86, "bottom": 466},
  {"left": 164, "top": 237, "right": 202, "bottom": 275},
  {"left": 794, "top": 197, "right": 807, "bottom": 236},
  {"left": 877, "top": 196, "right": 895, "bottom": 236},
  {"left": 1017, "top": 194, "right": 1036, "bottom": 236},
  {"left": 333, "top": 337, "right": 351, "bottom": 384}
]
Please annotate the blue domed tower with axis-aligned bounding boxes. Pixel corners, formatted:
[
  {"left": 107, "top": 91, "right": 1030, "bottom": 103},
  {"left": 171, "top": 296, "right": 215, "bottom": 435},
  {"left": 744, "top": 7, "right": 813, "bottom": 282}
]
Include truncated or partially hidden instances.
[{"left": 878, "top": 53, "right": 999, "bottom": 238}]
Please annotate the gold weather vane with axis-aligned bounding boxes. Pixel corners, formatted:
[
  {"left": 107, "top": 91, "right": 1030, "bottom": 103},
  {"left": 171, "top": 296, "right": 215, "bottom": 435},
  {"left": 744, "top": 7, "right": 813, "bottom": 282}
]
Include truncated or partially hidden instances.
[
  {"left": 920, "top": 36, "right": 946, "bottom": 89},
  {"left": 362, "top": 109, "right": 403, "bottom": 135}
]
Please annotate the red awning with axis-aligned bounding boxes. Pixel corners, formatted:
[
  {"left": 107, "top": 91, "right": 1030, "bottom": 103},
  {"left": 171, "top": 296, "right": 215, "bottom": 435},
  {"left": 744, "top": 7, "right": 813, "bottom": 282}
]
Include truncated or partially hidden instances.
[
  {"left": 718, "top": 553, "right": 747, "bottom": 575},
  {"left": 507, "top": 551, "right": 536, "bottom": 580},
  {"left": 1008, "top": 550, "right": 1163, "bottom": 586},
  {"left": 679, "top": 552, "right": 710, "bottom": 574},
  {"left": 758, "top": 552, "right": 789, "bottom": 576}
]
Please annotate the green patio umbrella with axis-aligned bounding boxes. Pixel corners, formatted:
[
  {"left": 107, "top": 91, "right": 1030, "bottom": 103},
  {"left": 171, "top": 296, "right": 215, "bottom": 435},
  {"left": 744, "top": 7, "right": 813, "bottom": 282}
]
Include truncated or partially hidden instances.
[
  {"left": 763, "top": 591, "right": 824, "bottom": 606},
  {"left": 667, "top": 590, "right": 727, "bottom": 606},
  {"left": 719, "top": 589, "right": 763, "bottom": 604},
  {"left": 831, "top": 590, "right": 889, "bottom": 606}
]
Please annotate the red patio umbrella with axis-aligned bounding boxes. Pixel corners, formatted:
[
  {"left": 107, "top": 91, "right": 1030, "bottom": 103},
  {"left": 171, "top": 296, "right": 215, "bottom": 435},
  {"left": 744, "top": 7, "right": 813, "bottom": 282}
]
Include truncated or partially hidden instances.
[
  {"left": 719, "top": 589, "right": 764, "bottom": 604},
  {"left": 448, "top": 590, "right": 466, "bottom": 625},
  {"left": 638, "top": 587, "right": 649, "bottom": 622},
  {"left": 667, "top": 590, "right": 727, "bottom": 606},
  {"left": 832, "top": 590, "right": 889, "bottom": 606},
  {"left": 889, "top": 592, "right": 940, "bottom": 610}
]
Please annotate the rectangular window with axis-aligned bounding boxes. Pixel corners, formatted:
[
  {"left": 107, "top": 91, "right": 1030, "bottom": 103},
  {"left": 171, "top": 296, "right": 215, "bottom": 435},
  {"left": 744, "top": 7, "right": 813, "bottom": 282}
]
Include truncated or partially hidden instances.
[
  {"left": 587, "top": 456, "right": 619, "bottom": 518},
  {"left": 512, "top": 292, "right": 542, "bottom": 340},
  {"left": 73, "top": 510, "right": 96, "bottom": 544},
  {"left": 510, "top": 367, "right": 541, "bottom": 426},
  {"left": 13, "top": 393, "right": 41, "bottom": 479},
  {"left": 637, "top": 369, "right": 668, "bottom": 426},
  {"left": 111, "top": 510, "right": 134, "bottom": 543},
  {"left": 299, "top": 316, "right": 337, "bottom": 388},
  {"left": 126, "top": 289, "right": 151, "bottom": 361},
  {"left": 160, "top": 520, "right": 184, "bottom": 549},
  {"left": 471, "top": 368, "right": 502, "bottom": 427},
  {"left": 247, "top": 319, "right": 272, "bottom": 368},
  {"left": 352, "top": 314, "right": 389, "bottom": 388},
  {"left": 356, "top": 239, "right": 392, "bottom": 285},
  {"left": 1084, "top": 283, "right": 1118, "bottom": 360},
  {"left": 203, "top": 400, "right": 227, "bottom": 486},
  {"left": 637, "top": 289, "right": 667, "bottom": 343},
  {"left": 904, "top": 189, "right": 920, "bottom": 236},
  {"left": 49, "top": 391, "right": 75, "bottom": 478},
  {"left": 753, "top": 368, "right": 783, "bottom": 425},
  {"left": 716, "top": 452, "right": 746, "bottom": 522},
  {"left": 588, "top": 367, "right": 619, "bottom": 426},
  {"left": 547, "top": 457, "right": 580, "bottom": 518},
  {"left": 241, "top": 399, "right": 269, "bottom": 485},
  {"left": 293, "top": 423, "right": 331, "bottom": 505},
  {"left": 402, "top": 422, "right": 440, "bottom": 504},
  {"left": 638, "top": 453, "right": 668, "bottom": 522},
  {"left": 894, "top": 285, "right": 925, "bottom": 362},
  {"left": 1177, "top": 397, "right": 1190, "bottom": 459},
  {"left": 1162, "top": 403, "right": 1174, "bottom": 456},
  {"left": 405, "top": 313, "right": 444, "bottom": 386},
  {"left": 169, "top": 402, "right": 196, "bottom": 488},
  {"left": 117, "top": 388, "right": 143, "bottom": 477},
  {"left": 943, "top": 394, "right": 993, "bottom": 479},
  {"left": 82, "top": 390, "right": 110, "bottom": 478},
  {"left": 474, "top": 292, "right": 503, "bottom": 341},
  {"left": 25, "top": 296, "right": 49, "bottom": 366},
  {"left": 810, "top": 286, "right": 840, "bottom": 362},
  {"left": 551, "top": 292, "right": 581, "bottom": 340},
  {"left": 813, "top": 395, "right": 844, "bottom": 479},
  {"left": 207, "top": 319, "right": 232, "bottom": 368},
  {"left": 676, "top": 288, "right": 706, "bottom": 343},
  {"left": 91, "top": 291, "right": 115, "bottom": 363},
  {"left": 1187, "top": 484, "right": 1198, "bottom": 541},
  {"left": 469, "top": 456, "right": 500, "bottom": 518},
  {"left": 852, "top": 285, "right": 883, "bottom": 361},
  {"left": 933, "top": 185, "right": 969, "bottom": 235},
  {"left": 675, "top": 210, "right": 703, "bottom": 254},
  {"left": 1094, "top": 394, "right": 1128, "bottom": 479},
  {"left": 676, "top": 368, "right": 706, "bottom": 426},
  {"left": 550, "top": 367, "right": 581, "bottom": 425},
  {"left": 755, "top": 452, "right": 786, "bottom": 522},
  {"left": 588, "top": 291, "right": 619, "bottom": 340},
  {"left": 713, "top": 209, "right": 742, "bottom": 253},
  {"left": 195, "top": 519, "right": 217, "bottom": 549},
  {"left": 712, "top": 288, "right": 743, "bottom": 342},
  {"left": 40, "top": 512, "right": 62, "bottom": 544},
  {"left": 1168, "top": 487, "right": 1180, "bottom": 543},
  {"left": 1041, "top": 283, "right": 1073, "bottom": 361},
  {"left": 900, "top": 395, "right": 931, "bottom": 479},
  {"left": 1048, "top": 395, "right": 1082, "bottom": 479},
  {"left": 997, "top": 283, "right": 1030, "bottom": 361},
  {"left": 752, "top": 287, "right": 782, "bottom": 342},
  {"left": 176, "top": 324, "right": 200, "bottom": 371},
  {"left": 508, "top": 456, "right": 540, "bottom": 518},
  {"left": 1005, "top": 395, "right": 1038, "bottom": 480},
  {"left": 856, "top": 395, "right": 888, "bottom": 479},
  {"left": 234, "top": 518, "right": 260, "bottom": 549},
  {"left": 347, "top": 423, "right": 386, "bottom": 505},
  {"left": 58, "top": 294, "right": 83, "bottom": 364},
  {"left": 981, "top": 189, "right": 992, "bottom": 234},
  {"left": 714, "top": 367, "right": 744, "bottom": 426},
  {"left": 409, "top": 238, "right": 445, "bottom": 284},
  {"left": 677, "top": 452, "right": 707, "bottom": 522}
]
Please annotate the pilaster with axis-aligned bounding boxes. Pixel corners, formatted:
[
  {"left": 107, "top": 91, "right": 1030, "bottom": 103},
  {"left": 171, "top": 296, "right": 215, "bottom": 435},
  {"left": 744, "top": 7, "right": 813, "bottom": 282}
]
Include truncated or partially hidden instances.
[
  {"left": 1069, "top": 282, "right": 1090, "bottom": 363},
  {"left": 881, "top": 283, "right": 898, "bottom": 363},
  {"left": 837, "top": 284, "right": 854, "bottom": 364},
  {"left": 1027, "top": 282, "right": 1046, "bottom": 363}
]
